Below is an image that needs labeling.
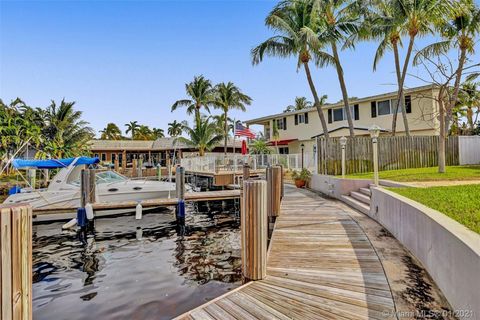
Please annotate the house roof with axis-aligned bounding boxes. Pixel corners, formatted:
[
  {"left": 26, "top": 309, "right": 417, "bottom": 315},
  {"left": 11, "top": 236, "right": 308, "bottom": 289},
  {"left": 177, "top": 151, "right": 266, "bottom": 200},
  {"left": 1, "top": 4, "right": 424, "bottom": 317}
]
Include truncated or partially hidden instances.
[
  {"left": 89, "top": 137, "right": 243, "bottom": 151},
  {"left": 244, "top": 84, "right": 435, "bottom": 125}
]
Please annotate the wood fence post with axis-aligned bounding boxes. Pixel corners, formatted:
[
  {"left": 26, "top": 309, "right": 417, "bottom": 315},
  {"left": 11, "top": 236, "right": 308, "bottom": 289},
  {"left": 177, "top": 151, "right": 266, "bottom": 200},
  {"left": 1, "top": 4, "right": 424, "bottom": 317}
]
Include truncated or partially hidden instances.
[
  {"left": 1, "top": 204, "right": 33, "bottom": 320},
  {"left": 241, "top": 180, "right": 267, "bottom": 281}
]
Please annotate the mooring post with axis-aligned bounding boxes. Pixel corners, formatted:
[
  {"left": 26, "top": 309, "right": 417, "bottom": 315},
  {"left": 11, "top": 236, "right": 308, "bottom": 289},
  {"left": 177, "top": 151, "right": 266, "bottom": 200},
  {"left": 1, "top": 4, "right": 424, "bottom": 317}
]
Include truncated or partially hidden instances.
[
  {"left": 176, "top": 166, "right": 186, "bottom": 225},
  {"left": 132, "top": 159, "right": 138, "bottom": 178},
  {"left": 242, "top": 163, "right": 250, "bottom": 188},
  {"left": 241, "top": 179, "right": 267, "bottom": 281},
  {"left": 114, "top": 158, "right": 119, "bottom": 172},
  {"left": 0, "top": 204, "right": 33, "bottom": 320},
  {"left": 80, "top": 169, "right": 96, "bottom": 226},
  {"left": 266, "top": 165, "right": 282, "bottom": 218}
]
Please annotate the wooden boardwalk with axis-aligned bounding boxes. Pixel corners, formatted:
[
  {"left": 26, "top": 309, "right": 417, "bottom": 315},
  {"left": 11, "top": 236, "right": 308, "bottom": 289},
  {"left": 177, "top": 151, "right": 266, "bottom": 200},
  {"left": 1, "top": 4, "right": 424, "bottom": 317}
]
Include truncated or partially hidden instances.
[{"left": 177, "top": 186, "right": 396, "bottom": 319}]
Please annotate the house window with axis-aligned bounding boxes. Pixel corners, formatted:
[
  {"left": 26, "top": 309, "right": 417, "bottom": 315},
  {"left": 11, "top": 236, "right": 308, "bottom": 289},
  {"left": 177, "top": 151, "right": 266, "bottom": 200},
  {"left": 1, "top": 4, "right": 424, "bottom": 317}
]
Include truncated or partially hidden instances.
[
  {"left": 276, "top": 118, "right": 287, "bottom": 130},
  {"left": 374, "top": 96, "right": 412, "bottom": 117},
  {"left": 265, "top": 127, "right": 270, "bottom": 138},
  {"left": 333, "top": 108, "right": 344, "bottom": 121},
  {"left": 377, "top": 100, "right": 391, "bottom": 116},
  {"left": 94, "top": 153, "right": 99, "bottom": 158},
  {"left": 279, "top": 147, "right": 289, "bottom": 154},
  {"left": 331, "top": 106, "right": 358, "bottom": 122},
  {"left": 101, "top": 153, "right": 106, "bottom": 162}
]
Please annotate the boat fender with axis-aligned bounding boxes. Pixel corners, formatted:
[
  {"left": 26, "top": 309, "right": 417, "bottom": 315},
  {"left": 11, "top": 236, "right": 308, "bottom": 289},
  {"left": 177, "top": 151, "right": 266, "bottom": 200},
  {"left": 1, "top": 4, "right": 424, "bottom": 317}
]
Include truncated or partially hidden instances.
[
  {"left": 8, "top": 186, "right": 21, "bottom": 195},
  {"left": 135, "top": 202, "right": 142, "bottom": 220},
  {"left": 62, "top": 218, "right": 77, "bottom": 229},
  {"left": 77, "top": 208, "right": 87, "bottom": 227},
  {"left": 85, "top": 203, "right": 94, "bottom": 220}
]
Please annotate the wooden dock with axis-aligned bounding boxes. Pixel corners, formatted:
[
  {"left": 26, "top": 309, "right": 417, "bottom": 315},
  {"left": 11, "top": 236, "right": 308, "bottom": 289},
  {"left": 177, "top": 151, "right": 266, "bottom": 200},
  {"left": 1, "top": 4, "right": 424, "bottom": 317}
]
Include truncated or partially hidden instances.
[
  {"left": 176, "top": 186, "right": 396, "bottom": 319},
  {"left": 32, "top": 190, "right": 240, "bottom": 215}
]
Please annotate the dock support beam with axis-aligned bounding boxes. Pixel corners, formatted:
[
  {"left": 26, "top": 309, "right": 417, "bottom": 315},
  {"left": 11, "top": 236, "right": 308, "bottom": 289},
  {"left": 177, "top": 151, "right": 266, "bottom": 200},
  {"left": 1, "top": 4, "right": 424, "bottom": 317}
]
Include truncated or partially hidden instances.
[{"left": 241, "top": 180, "right": 267, "bottom": 281}]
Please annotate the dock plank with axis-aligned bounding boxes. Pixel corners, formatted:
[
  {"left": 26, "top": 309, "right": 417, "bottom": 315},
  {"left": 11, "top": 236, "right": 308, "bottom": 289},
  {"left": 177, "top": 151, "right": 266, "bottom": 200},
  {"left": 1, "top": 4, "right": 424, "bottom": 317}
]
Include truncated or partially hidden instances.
[{"left": 175, "top": 186, "right": 396, "bottom": 319}]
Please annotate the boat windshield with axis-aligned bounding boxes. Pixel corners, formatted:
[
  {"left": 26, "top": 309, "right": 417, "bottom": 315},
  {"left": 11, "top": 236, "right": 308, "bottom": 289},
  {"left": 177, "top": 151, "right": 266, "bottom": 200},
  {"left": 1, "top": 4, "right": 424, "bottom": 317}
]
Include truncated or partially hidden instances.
[{"left": 95, "top": 171, "right": 127, "bottom": 184}]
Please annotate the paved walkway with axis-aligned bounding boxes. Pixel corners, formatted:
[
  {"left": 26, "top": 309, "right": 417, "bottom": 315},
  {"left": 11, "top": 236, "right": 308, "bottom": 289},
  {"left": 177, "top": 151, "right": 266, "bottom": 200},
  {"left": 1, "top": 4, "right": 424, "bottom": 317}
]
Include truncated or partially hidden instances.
[{"left": 177, "top": 186, "right": 397, "bottom": 319}]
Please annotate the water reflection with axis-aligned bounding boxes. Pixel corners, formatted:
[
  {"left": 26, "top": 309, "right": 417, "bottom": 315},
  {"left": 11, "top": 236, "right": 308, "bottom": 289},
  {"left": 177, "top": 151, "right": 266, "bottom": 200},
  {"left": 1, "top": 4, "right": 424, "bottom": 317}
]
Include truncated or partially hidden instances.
[{"left": 33, "top": 200, "right": 241, "bottom": 320}]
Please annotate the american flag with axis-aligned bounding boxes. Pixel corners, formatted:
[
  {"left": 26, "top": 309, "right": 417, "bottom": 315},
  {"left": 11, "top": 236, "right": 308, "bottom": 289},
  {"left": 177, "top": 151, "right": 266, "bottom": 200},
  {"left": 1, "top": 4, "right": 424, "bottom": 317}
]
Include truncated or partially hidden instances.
[{"left": 235, "top": 122, "right": 255, "bottom": 139}]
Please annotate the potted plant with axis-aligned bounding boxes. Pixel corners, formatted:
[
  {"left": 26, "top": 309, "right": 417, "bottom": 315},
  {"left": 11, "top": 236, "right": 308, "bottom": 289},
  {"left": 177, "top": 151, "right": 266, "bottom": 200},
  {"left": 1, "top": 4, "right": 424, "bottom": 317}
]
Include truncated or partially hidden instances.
[{"left": 291, "top": 168, "right": 311, "bottom": 188}]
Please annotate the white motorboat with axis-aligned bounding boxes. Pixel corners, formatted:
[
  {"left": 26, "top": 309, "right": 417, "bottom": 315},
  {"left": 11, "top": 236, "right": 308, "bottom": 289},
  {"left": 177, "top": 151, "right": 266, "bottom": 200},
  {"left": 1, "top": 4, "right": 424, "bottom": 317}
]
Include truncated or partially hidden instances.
[{"left": 3, "top": 157, "right": 176, "bottom": 221}]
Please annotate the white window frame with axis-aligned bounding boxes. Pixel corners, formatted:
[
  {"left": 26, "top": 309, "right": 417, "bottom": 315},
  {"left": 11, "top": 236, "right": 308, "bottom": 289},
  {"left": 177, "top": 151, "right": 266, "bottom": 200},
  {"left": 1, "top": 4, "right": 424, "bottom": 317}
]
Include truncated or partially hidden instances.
[
  {"left": 332, "top": 106, "right": 356, "bottom": 122},
  {"left": 298, "top": 113, "right": 306, "bottom": 124},
  {"left": 376, "top": 99, "right": 403, "bottom": 116}
]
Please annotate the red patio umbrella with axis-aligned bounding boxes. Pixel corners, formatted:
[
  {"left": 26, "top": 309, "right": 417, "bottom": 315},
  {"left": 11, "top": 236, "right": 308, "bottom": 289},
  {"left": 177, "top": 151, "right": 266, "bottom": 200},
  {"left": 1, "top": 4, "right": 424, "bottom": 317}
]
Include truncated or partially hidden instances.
[{"left": 241, "top": 140, "right": 247, "bottom": 155}]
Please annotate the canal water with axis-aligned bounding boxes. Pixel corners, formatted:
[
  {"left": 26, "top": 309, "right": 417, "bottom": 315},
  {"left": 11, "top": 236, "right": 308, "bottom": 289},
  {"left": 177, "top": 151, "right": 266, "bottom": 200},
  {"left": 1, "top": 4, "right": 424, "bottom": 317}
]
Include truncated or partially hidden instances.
[{"left": 32, "top": 201, "right": 242, "bottom": 320}]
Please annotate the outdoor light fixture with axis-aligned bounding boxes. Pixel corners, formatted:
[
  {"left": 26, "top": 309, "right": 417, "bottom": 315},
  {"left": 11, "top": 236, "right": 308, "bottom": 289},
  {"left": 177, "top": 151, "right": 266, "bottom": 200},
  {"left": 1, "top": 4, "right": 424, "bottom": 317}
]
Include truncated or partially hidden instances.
[
  {"left": 301, "top": 143, "right": 305, "bottom": 168},
  {"left": 340, "top": 136, "right": 347, "bottom": 178},
  {"left": 369, "top": 125, "right": 381, "bottom": 139},
  {"left": 369, "top": 125, "right": 381, "bottom": 186}
]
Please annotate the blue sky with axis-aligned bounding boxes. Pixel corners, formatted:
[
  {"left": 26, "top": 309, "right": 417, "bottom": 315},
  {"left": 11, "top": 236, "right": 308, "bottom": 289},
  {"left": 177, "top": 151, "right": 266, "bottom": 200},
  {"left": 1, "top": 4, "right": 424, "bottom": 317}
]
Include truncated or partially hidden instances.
[{"left": 0, "top": 0, "right": 476, "bottom": 136}]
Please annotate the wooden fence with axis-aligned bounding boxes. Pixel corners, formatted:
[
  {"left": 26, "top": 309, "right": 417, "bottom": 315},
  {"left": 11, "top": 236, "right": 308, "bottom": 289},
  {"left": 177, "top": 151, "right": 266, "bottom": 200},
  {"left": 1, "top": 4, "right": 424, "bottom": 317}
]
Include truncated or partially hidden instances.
[
  {"left": 317, "top": 136, "right": 459, "bottom": 176},
  {"left": 1, "top": 204, "right": 32, "bottom": 320}
]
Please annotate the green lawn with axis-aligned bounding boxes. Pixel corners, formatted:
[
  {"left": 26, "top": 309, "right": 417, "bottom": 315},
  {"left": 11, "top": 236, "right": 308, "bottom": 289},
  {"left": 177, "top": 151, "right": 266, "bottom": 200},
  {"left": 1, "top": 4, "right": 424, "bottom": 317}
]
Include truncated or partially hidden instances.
[
  {"left": 345, "top": 165, "right": 480, "bottom": 182},
  {"left": 389, "top": 185, "right": 480, "bottom": 234}
]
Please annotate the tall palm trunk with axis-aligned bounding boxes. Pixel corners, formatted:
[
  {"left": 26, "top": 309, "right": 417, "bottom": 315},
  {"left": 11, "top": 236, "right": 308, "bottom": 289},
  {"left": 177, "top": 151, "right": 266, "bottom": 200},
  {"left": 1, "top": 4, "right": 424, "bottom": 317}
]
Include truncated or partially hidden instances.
[
  {"left": 467, "top": 107, "right": 474, "bottom": 132},
  {"left": 303, "top": 61, "right": 329, "bottom": 139},
  {"left": 391, "top": 41, "right": 406, "bottom": 136},
  {"left": 224, "top": 110, "right": 228, "bottom": 155},
  {"left": 331, "top": 43, "right": 355, "bottom": 138},
  {"left": 392, "top": 35, "right": 414, "bottom": 136},
  {"left": 446, "top": 48, "right": 467, "bottom": 133}
]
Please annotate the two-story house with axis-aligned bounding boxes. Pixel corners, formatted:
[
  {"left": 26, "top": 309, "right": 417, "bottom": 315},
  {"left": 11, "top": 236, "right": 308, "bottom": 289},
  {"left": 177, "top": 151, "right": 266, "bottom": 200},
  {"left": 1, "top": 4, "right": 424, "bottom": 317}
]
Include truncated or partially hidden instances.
[{"left": 245, "top": 85, "right": 440, "bottom": 154}]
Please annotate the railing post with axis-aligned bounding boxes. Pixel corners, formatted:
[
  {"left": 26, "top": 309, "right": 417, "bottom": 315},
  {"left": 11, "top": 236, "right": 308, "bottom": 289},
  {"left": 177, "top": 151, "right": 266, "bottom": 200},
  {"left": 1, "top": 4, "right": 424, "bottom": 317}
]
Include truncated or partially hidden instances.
[{"left": 241, "top": 179, "right": 267, "bottom": 280}]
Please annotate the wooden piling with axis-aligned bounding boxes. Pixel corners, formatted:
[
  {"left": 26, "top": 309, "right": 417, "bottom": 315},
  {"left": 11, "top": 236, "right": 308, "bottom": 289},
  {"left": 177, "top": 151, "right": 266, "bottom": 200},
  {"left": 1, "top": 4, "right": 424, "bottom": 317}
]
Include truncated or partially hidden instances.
[
  {"left": 242, "top": 164, "right": 250, "bottom": 186},
  {"left": 114, "top": 159, "right": 119, "bottom": 172},
  {"left": 241, "top": 180, "right": 267, "bottom": 281},
  {"left": 132, "top": 159, "right": 138, "bottom": 178},
  {"left": 1, "top": 204, "right": 32, "bottom": 320},
  {"left": 176, "top": 166, "right": 185, "bottom": 201},
  {"left": 266, "top": 166, "right": 282, "bottom": 217},
  {"left": 80, "top": 169, "right": 96, "bottom": 207}
]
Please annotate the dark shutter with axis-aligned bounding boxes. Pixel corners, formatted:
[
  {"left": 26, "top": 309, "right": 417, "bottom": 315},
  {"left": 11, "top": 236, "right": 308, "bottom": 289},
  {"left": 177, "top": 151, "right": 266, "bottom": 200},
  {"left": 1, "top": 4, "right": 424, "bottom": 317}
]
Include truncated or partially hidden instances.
[
  {"left": 294, "top": 114, "right": 298, "bottom": 125},
  {"left": 328, "top": 109, "right": 332, "bottom": 123},
  {"left": 371, "top": 101, "right": 377, "bottom": 118},
  {"left": 354, "top": 104, "right": 359, "bottom": 120},
  {"left": 405, "top": 95, "right": 412, "bottom": 113},
  {"left": 304, "top": 112, "right": 309, "bottom": 124},
  {"left": 283, "top": 117, "right": 287, "bottom": 130}
]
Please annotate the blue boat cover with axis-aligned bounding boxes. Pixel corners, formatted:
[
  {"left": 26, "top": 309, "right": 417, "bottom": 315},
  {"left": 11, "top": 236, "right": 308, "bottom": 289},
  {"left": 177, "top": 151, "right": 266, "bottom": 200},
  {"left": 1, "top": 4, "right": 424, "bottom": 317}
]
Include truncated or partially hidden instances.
[{"left": 12, "top": 157, "right": 100, "bottom": 169}]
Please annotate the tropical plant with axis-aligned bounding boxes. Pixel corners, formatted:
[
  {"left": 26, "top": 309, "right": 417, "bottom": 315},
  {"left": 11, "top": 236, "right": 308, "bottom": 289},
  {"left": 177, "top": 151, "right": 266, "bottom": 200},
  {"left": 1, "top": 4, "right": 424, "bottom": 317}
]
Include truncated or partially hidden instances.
[
  {"left": 168, "top": 120, "right": 183, "bottom": 137},
  {"left": 171, "top": 75, "right": 215, "bottom": 126},
  {"left": 249, "top": 140, "right": 272, "bottom": 154},
  {"left": 458, "top": 81, "right": 480, "bottom": 132},
  {"left": 100, "top": 123, "right": 122, "bottom": 140},
  {"left": 175, "top": 117, "right": 224, "bottom": 156},
  {"left": 213, "top": 82, "right": 252, "bottom": 155},
  {"left": 316, "top": 0, "right": 362, "bottom": 137},
  {"left": 414, "top": 0, "right": 480, "bottom": 134},
  {"left": 252, "top": 0, "right": 333, "bottom": 138},
  {"left": 291, "top": 168, "right": 312, "bottom": 181},
  {"left": 284, "top": 96, "right": 313, "bottom": 112},
  {"left": 152, "top": 127, "right": 165, "bottom": 139},
  {"left": 125, "top": 121, "right": 139, "bottom": 139}
]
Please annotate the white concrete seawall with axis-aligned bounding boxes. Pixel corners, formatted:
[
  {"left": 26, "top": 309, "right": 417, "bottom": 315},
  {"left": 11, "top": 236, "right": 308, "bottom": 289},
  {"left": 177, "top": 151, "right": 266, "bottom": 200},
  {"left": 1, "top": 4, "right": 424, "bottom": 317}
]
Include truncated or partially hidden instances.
[{"left": 369, "top": 188, "right": 480, "bottom": 320}]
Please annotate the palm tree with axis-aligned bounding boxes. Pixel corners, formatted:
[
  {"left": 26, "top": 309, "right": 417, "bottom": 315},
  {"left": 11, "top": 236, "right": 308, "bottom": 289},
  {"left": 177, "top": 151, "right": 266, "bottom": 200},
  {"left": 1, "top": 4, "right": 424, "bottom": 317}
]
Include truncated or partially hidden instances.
[
  {"left": 171, "top": 75, "right": 215, "bottom": 126},
  {"left": 365, "top": 0, "right": 408, "bottom": 135},
  {"left": 271, "top": 119, "right": 280, "bottom": 154},
  {"left": 152, "top": 128, "right": 165, "bottom": 139},
  {"left": 213, "top": 82, "right": 252, "bottom": 155},
  {"left": 252, "top": 0, "right": 334, "bottom": 139},
  {"left": 284, "top": 96, "right": 313, "bottom": 112},
  {"left": 316, "top": 0, "right": 364, "bottom": 137},
  {"left": 414, "top": 0, "right": 480, "bottom": 133},
  {"left": 168, "top": 120, "right": 183, "bottom": 137},
  {"left": 458, "top": 81, "right": 480, "bottom": 132},
  {"left": 100, "top": 123, "right": 122, "bottom": 140},
  {"left": 135, "top": 125, "right": 153, "bottom": 140},
  {"left": 249, "top": 140, "right": 272, "bottom": 154},
  {"left": 125, "top": 121, "right": 139, "bottom": 139},
  {"left": 41, "top": 99, "right": 93, "bottom": 158},
  {"left": 389, "top": 0, "right": 451, "bottom": 136},
  {"left": 175, "top": 117, "right": 224, "bottom": 156}
]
